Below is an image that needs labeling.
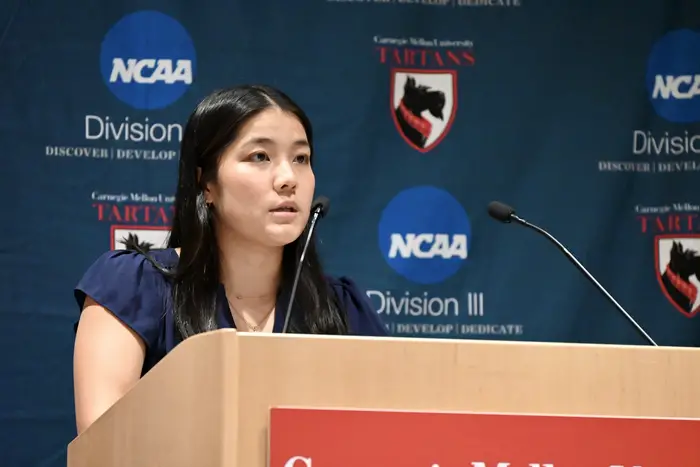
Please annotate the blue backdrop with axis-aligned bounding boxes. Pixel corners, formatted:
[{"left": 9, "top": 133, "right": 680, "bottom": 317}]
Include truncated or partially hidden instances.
[{"left": 2, "top": 0, "right": 700, "bottom": 465}]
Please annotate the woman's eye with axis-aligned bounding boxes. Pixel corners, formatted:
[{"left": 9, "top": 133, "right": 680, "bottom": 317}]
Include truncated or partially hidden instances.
[
  {"left": 295, "top": 154, "right": 310, "bottom": 164},
  {"left": 250, "top": 152, "right": 269, "bottom": 162}
]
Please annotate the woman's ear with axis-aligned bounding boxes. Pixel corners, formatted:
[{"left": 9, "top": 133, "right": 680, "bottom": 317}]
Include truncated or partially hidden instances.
[{"left": 197, "top": 167, "right": 215, "bottom": 205}]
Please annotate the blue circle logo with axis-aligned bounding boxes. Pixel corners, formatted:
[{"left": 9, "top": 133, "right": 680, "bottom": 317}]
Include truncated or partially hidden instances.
[
  {"left": 378, "top": 186, "right": 471, "bottom": 285},
  {"left": 100, "top": 11, "right": 196, "bottom": 110},
  {"left": 646, "top": 29, "right": 700, "bottom": 123}
]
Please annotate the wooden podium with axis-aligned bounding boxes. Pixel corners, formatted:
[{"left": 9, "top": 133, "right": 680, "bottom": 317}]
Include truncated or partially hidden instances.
[{"left": 66, "top": 330, "right": 700, "bottom": 466}]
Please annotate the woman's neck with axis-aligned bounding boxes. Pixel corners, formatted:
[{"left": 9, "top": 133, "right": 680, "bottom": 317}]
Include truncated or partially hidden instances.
[{"left": 217, "top": 233, "right": 283, "bottom": 303}]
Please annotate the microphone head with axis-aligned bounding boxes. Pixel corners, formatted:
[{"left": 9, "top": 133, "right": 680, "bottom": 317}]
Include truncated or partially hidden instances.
[
  {"left": 487, "top": 201, "right": 515, "bottom": 223},
  {"left": 312, "top": 196, "right": 330, "bottom": 218}
]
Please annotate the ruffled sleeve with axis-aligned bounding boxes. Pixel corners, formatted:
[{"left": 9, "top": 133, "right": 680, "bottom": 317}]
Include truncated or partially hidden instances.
[
  {"left": 328, "top": 276, "right": 389, "bottom": 336},
  {"left": 73, "top": 249, "right": 169, "bottom": 349}
]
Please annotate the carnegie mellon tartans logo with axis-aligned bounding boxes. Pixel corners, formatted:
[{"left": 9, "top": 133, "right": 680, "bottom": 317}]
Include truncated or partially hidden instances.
[
  {"left": 90, "top": 190, "right": 173, "bottom": 250},
  {"left": 374, "top": 35, "right": 474, "bottom": 153},
  {"left": 637, "top": 202, "right": 700, "bottom": 318},
  {"left": 655, "top": 234, "right": 700, "bottom": 318}
]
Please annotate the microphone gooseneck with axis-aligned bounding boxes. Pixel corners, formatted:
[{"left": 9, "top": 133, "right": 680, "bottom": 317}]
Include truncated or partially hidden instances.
[
  {"left": 488, "top": 201, "right": 658, "bottom": 347},
  {"left": 281, "top": 196, "right": 330, "bottom": 333}
]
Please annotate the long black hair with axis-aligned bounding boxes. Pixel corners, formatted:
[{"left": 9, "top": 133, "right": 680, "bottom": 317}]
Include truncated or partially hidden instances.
[{"left": 125, "top": 85, "right": 348, "bottom": 339}]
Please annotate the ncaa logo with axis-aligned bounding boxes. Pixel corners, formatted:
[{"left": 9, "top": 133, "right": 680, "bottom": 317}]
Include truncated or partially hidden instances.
[
  {"left": 100, "top": 10, "right": 196, "bottom": 110},
  {"left": 646, "top": 29, "right": 700, "bottom": 123},
  {"left": 378, "top": 186, "right": 470, "bottom": 285}
]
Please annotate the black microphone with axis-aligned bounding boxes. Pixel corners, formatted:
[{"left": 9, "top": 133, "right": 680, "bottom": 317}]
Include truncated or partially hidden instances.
[
  {"left": 281, "top": 196, "right": 331, "bottom": 333},
  {"left": 487, "top": 201, "right": 658, "bottom": 346}
]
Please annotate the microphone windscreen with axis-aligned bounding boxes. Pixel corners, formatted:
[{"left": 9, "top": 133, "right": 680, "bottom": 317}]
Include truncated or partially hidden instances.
[
  {"left": 487, "top": 201, "right": 515, "bottom": 222},
  {"left": 312, "top": 196, "right": 330, "bottom": 218}
]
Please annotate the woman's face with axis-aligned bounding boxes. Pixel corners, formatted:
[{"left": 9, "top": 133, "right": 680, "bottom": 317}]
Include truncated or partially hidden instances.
[{"left": 205, "top": 107, "right": 315, "bottom": 247}]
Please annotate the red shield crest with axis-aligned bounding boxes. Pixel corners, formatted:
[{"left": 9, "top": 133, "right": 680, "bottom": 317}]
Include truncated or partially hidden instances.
[
  {"left": 655, "top": 234, "right": 700, "bottom": 318},
  {"left": 111, "top": 225, "right": 170, "bottom": 251},
  {"left": 390, "top": 68, "right": 457, "bottom": 153}
]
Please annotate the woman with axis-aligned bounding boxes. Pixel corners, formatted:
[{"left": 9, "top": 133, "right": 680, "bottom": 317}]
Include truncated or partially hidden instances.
[{"left": 72, "top": 84, "right": 388, "bottom": 434}]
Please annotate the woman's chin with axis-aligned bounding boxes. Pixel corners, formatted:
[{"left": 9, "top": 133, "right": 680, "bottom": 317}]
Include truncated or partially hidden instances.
[{"left": 262, "top": 225, "right": 305, "bottom": 246}]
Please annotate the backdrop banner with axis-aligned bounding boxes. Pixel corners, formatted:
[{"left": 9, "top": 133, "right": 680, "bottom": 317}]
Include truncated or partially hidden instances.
[{"left": 1, "top": 0, "right": 699, "bottom": 465}]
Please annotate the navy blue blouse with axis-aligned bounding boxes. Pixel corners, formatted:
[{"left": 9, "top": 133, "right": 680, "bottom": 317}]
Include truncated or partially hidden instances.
[{"left": 74, "top": 248, "right": 389, "bottom": 374}]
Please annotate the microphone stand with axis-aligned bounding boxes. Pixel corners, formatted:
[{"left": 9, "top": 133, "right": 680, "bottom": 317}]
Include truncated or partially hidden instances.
[{"left": 509, "top": 212, "right": 658, "bottom": 347}]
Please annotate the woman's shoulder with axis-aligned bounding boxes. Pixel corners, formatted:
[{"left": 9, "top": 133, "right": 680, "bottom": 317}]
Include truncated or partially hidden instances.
[
  {"left": 325, "top": 275, "right": 390, "bottom": 337},
  {"left": 75, "top": 247, "right": 177, "bottom": 295},
  {"left": 73, "top": 247, "right": 179, "bottom": 347}
]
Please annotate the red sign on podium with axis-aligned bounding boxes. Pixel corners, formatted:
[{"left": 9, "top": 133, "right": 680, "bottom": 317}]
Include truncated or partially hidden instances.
[{"left": 269, "top": 408, "right": 699, "bottom": 467}]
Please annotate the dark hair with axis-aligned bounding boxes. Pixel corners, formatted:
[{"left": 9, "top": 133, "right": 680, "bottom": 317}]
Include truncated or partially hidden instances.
[{"left": 124, "top": 84, "right": 348, "bottom": 339}]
